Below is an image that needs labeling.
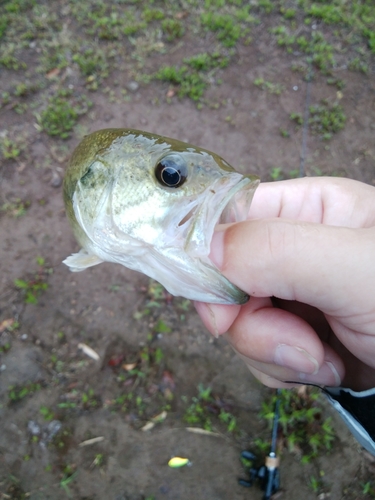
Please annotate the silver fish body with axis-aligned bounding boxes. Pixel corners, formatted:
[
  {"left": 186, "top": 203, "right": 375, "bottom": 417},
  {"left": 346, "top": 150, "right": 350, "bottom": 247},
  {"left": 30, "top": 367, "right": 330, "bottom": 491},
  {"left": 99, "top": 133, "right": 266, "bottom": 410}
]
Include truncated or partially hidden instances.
[{"left": 63, "top": 129, "right": 259, "bottom": 304}]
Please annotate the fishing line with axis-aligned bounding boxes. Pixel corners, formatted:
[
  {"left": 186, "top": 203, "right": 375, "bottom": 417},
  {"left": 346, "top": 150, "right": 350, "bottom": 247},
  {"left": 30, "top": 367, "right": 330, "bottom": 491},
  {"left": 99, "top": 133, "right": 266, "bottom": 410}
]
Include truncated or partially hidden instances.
[
  {"left": 239, "top": 49, "right": 315, "bottom": 500},
  {"left": 299, "top": 58, "right": 314, "bottom": 178}
]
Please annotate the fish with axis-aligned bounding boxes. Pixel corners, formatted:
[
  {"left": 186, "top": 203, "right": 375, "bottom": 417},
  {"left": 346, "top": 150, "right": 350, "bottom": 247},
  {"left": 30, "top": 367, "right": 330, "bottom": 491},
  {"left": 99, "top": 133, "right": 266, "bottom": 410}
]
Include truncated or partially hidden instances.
[{"left": 63, "top": 128, "right": 259, "bottom": 304}]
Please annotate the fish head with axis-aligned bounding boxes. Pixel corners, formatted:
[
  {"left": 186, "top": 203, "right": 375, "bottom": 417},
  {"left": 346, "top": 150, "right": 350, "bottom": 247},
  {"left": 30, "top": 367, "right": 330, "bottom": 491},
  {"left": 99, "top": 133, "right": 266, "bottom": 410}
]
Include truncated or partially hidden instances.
[{"left": 63, "top": 129, "right": 259, "bottom": 304}]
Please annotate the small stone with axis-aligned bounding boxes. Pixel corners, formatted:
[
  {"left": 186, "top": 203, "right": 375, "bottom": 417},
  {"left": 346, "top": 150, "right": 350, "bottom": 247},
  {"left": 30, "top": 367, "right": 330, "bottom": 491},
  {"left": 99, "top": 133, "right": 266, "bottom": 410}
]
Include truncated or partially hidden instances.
[
  {"left": 28, "top": 420, "right": 41, "bottom": 436},
  {"left": 50, "top": 172, "right": 62, "bottom": 188},
  {"left": 21, "top": 334, "right": 28, "bottom": 340},
  {"left": 0, "top": 364, "right": 6, "bottom": 371},
  {"left": 126, "top": 81, "right": 139, "bottom": 92},
  {"left": 293, "top": 86, "right": 299, "bottom": 91},
  {"left": 46, "top": 420, "right": 62, "bottom": 441}
]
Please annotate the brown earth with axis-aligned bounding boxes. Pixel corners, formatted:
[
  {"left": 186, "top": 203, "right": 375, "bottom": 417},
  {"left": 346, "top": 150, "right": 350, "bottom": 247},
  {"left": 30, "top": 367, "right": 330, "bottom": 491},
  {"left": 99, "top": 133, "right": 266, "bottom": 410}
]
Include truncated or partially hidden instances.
[{"left": 1, "top": 2, "right": 375, "bottom": 500}]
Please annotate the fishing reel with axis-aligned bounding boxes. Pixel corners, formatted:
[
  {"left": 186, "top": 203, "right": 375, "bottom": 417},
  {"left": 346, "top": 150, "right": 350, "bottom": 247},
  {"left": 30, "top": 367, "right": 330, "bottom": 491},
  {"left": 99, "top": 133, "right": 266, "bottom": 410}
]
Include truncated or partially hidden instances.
[
  {"left": 238, "top": 450, "right": 280, "bottom": 499},
  {"left": 239, "top": 389, "right": 281, "bottom": 499}
]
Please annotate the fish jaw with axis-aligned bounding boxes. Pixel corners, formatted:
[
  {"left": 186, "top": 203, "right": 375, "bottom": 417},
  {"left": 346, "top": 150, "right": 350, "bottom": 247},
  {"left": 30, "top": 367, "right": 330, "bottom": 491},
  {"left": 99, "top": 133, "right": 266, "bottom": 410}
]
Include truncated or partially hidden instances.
[
  {"left": 183, "top": 173, "right": 259, "bottom": 259},
  {"left": 116, "top": 174, "right": 258, "bottom": 304},
  {"left": 64, "top": 171, "right": 259, "bottom": 304},
  {"left": 129, "top": 174, "right": 259, "bottom": 304}
]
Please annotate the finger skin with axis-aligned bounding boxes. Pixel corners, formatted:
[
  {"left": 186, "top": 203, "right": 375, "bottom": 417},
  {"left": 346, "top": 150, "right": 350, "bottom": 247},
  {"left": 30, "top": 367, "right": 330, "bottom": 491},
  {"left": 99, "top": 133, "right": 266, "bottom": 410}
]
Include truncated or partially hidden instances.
[
  {"left": 248, "top": 177, "right": 375, "bottom": 227},
  {"left": 195, "top": 178, "right": 375, "bottom": 390},
  {"left": 222, "top": 297, "right": 344, "bottom": 387},
  {"left": 194, "top": 302, "right": 240, "bottom": 337},
  {"left": 210, "top": 220, "right": 375, "bottom": 321}
]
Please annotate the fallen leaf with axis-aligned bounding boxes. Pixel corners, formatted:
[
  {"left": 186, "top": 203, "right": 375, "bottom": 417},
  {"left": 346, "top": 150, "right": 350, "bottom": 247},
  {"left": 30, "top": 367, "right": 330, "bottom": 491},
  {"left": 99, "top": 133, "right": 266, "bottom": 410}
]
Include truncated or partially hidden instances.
[
  {"left": 141, "top": 422, "right": 155, "bottom": 432},
  {"left": 78, "top": 343, "right": 100, "bottom": 361},
  {"left": 46, "top": 68, "right": 60, "bottom": 79},
  {"left": 108, "top": 354, "right": 124, "bottom": 367},
  {"left": 168, "top": 457, "right": 190, "bottom": 468},
  {"left": 122, "top": 362, "right": 137, "bottom": 371},
  {"left": 0, "top": 318, "right": 15, "bottom": 333},
  {"left": 186, "top": 427, "right": 220, "bottom": 437},
  {"left": 78, "top": 436, "right": 104, "bottom": 447},
  {"left": 152, "top": 410, "right": 167, "bottom": 423}
]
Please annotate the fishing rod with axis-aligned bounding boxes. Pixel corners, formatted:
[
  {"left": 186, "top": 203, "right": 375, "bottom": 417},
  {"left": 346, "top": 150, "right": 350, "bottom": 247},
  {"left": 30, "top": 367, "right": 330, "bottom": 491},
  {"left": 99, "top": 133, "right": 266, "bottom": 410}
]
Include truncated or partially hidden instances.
[
  {"left": 238, "top": 49, "right": 313, "bottom": 498},
  {"left": 238, "top": 389, "right": 281, "bottom": 499}
]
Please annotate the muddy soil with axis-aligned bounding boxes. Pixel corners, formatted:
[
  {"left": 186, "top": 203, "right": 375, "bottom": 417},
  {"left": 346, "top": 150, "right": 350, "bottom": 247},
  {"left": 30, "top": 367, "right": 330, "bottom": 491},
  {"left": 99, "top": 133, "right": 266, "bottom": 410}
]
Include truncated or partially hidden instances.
[{"left": 1, "top": 1, "right": 375, "bottom": 499}]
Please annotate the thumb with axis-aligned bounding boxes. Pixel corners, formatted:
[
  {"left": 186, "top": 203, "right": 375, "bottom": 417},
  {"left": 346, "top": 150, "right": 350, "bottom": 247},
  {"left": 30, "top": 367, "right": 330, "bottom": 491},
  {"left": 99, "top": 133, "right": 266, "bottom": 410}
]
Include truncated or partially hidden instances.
[{"left": 210, "top": 219, "right": 374, "bottom": 315}]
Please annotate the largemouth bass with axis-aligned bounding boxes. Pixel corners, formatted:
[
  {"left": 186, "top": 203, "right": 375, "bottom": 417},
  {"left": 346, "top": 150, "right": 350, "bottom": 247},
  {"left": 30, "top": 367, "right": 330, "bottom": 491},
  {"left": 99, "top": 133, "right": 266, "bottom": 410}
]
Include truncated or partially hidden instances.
[{"left": 63, "top": 129, "right": 259, "bottom": 304}]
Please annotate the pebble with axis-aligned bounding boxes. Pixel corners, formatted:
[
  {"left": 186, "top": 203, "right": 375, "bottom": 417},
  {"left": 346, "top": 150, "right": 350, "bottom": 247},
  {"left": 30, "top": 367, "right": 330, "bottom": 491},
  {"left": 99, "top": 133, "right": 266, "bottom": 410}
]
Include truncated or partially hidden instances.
[
  {"left": 126, "top": 81, "right": 139, "bottom": 92},
  {"left": 45, "top": 420, "right": 62, "bottom": 441},
  {"left": 50, "top": 171, "right": 62, "bottom": 188},
  {"left": 28, "top": 420, "right": 41, "bottom": 436}
]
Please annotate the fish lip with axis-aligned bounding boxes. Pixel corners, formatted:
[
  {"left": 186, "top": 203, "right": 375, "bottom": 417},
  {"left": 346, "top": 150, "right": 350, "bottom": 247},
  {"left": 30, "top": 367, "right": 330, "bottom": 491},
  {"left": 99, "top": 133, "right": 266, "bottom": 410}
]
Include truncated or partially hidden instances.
[{"left": 183, "top": 174, "right": 259, "bottom": 258}]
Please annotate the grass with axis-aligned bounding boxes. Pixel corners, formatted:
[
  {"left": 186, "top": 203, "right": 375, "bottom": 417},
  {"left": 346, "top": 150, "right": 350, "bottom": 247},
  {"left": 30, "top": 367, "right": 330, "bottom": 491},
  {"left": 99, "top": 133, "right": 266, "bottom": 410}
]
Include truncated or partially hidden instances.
[
  {"left": 0, "top": 0, "right": 373, "bottom": 114},
  {"left": 183, "top": 384, "right": 238, "bottom": 433},
  {"left": 253, "top": 77, "right": 284, "bottom": 94},
  {"left": 289, "top": 99, "right": 346, "bottom": 140},
  {"left": 8, "top": 382, "right": 41, "bottom": 403},
  {"left": 308, "top": 100, "right": 346, "bottom": 140},
  {"left": 14, "top": 257, "right": 51, "bottom": 304},
  {"left": 0, "top": 2, "right": 374, "bottom": 490},
  {"left": 260, "top": 387, "right": 335, "bottom": 462},
  {"left": 38, "top": 90, "right": 92, "bottom": 139},
  {"left": 155, "top": 51, "right": 230, "bottom": 102},
  {"left": 0, "top": 134, "right": 27, "bottom": 160},
  {"left": 1, "top": 198, "right": 30, "bottom": 217}
]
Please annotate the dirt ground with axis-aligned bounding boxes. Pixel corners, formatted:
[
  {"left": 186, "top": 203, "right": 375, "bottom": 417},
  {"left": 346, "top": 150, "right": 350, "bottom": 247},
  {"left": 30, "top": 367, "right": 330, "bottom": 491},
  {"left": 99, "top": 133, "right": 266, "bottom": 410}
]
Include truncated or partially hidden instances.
[{"left": 1, "top": 1, "right": 375, "bottom": 499}]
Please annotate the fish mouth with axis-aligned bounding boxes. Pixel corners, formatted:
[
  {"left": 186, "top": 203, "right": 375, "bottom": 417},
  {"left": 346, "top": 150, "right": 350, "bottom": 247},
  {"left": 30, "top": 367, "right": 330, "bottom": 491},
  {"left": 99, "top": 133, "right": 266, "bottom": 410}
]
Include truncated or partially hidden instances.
[{"left": 182, "top": 173, "right": 259, "bottom": 259}]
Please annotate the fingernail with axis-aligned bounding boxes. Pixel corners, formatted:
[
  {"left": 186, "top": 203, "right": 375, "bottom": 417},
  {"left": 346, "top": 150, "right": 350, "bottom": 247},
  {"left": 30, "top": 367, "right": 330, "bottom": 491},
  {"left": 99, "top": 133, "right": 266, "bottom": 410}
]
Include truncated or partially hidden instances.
[
  {"left": 298, "top": 361, "right": 341, "bottom": 386},
  {"left": 274, "top": 344, "right": 319, "bottom": 374},
  {"left": 206, "top": 304, "right": 219, "bottom": 338},
  {"left": 209, "top": 230, "right": 225, "bottom": 269}
]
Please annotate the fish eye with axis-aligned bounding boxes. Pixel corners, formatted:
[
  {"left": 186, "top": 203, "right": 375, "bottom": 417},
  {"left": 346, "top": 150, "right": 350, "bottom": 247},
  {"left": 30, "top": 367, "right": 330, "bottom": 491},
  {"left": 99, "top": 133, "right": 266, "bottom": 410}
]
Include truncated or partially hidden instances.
[{"left": 155, "top": 154, "right": 187, "bottom": 188}]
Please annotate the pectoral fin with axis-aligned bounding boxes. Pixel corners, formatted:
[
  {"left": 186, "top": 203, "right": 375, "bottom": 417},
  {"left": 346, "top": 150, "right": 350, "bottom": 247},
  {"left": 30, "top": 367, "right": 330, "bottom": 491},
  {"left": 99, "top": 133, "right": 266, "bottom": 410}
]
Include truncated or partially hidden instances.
[{"left": 63, "top": 249, "right": 103, "bottom": 272}]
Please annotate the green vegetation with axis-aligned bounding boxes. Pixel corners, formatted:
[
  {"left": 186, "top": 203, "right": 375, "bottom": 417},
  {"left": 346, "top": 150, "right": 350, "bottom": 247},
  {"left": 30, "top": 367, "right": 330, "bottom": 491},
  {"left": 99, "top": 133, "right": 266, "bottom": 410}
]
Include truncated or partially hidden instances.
[
  {"left": 309, "top": 472, "right": 326, "bottom": 494},
  {"left": 155, "top": 52, "right": 229, "bottom": 102},
  {"left": 0, "top": 342, "right": 12, "bottom": 353},
  {"left": 39, "top": 90, "right": 92, "bottom": 139},
  {"left": 8, "top": 382, "right": 41, "bottom": 403},
  {"left": 1, "top": 198, "right": 30, "bottom": 217},
  {"left": 253, "top": 77, "right": 284, "bottom": 94},
  {"left": 0, "top": 135, "right": 26, "bottom": 160},
  {"left": 133, "top": 279, "right": 191, "bottom": 320},
  {"left": 201, "top": 12, "right": 242, "bottom": 47},
  {"left": 40, "top": 405, "right": 55, "bottom": 421},
  {"left": 260, "top": 388, "right": 335, "bottom": 462},
  {"left": 362, "top": 482, "right": 375, "bottom": 497},
  {"left": 289, "top": 99, "right": 346, "bottom": 140},
  {"left": 183, "top": 384, "right": 238, "bottom": 433},
  {"left": 161, "top": 18, "right": 184, "bottom": 42},
  {"left": 1, "top": 475, "right": 28, "bottom": 500},
  {"left": 14, "top": 257, "right": 51, "bottom": 304},
  {"left": 60, "top": 464, "right": 77, "bottom": 497},
  {"left": 0, "top": 0, "right": 373, "bottom": 113},
  {"left": 308, "top": 100, "right": 346, "bottom": 140}
]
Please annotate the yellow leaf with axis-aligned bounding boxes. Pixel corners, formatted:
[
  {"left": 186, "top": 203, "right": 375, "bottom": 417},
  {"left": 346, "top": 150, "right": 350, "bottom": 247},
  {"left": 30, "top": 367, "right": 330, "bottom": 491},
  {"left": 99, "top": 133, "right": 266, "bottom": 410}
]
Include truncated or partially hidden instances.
[{"left": 168, "top": 457, "right": 190, "bottom": 468}]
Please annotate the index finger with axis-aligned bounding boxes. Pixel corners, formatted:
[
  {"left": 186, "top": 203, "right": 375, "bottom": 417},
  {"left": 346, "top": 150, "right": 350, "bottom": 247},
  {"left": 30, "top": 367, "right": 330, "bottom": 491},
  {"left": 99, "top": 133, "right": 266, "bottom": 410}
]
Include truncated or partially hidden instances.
[{"left": 248, "top": 177, "right": 375, "bottom": 228}]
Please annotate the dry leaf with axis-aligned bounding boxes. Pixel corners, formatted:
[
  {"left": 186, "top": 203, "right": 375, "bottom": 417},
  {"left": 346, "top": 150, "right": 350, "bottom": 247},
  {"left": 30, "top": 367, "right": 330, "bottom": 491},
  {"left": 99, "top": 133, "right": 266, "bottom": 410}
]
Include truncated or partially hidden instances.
[
  {"left": 78, "top": 343, "right": 100, "bottom": 361},
  {"left": 0, "top": 318, "right": 15, "bottom": 333},
  {"left": 122, "top": 362, "right": 137, "bottom": 371}
]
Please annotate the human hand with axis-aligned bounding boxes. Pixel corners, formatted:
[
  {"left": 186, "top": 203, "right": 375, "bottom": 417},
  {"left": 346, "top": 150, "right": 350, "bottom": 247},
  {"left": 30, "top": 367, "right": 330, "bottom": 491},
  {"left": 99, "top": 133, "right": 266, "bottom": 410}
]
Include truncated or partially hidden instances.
[{"left": 195, "top": 177, "right": 375, "bottom": 391}]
